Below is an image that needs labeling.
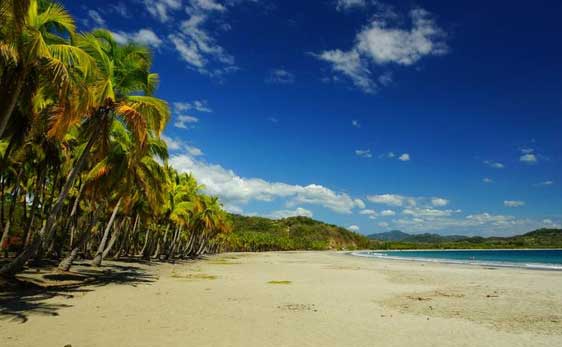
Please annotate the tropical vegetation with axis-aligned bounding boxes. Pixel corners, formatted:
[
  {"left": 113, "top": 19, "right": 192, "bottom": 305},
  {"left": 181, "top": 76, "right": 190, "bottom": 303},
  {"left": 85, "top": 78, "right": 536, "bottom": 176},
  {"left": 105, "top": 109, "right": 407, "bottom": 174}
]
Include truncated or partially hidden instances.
[
  {"left": 0, "top": 0, "right": 232, "bottom": 279},
  {"left": 224, "top": 215, "right": 373, "bottom": 251}
]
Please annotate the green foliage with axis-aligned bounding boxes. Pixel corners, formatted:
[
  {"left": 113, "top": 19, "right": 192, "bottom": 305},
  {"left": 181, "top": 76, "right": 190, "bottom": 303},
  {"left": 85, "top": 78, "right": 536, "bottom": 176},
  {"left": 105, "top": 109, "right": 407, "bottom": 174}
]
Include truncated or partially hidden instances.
[{"left": 224, "top": 215, "right": 375, "bottom": 252}]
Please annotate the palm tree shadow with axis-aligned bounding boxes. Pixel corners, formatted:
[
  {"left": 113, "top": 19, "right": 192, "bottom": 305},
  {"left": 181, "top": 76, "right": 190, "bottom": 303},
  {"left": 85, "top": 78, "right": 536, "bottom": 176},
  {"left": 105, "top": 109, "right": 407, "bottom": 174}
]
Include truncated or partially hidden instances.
[{"left": 0, "top": 261, "right": 157, "bottom": 323}]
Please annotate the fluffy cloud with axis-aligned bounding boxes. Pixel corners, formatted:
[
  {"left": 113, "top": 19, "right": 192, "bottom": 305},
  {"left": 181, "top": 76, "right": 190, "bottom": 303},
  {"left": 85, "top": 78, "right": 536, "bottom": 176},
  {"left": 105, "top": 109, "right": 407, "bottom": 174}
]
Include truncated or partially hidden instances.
[
  {"left": 504, "top": 200, "right": 525, "bottom": 208},
  {"left": 169, "top": 154, "right": 365, "bottom": 214},
  {"left": 316, "top": 6, "right": 447, "bottom": 93},
  {"left": 483, "top": 177, "right": 493, "bottom": 183},
  {"left": 398, "top": 153, "right": 410, "bottom": 161},
  {"left": 431, "top": 198, "right": 449, "bottom": 207},
  {"left": 367, "top": 194, "right": 450, "bottom": 209},
  {"left": 88, "top": 10, "right": 106, "bottom": 27},
  {"left": 112, "top": 29, "right": 163, "bottom": 48},
  {"left": 174, "top": 100, "right": 213, "bottom": 113},
  {"left": 380, "top": 209, "right": 395, "bottom": 216},
  {"left": 336, "top": 0, "right": 367, "bottom": 11},
  {"left": 143, "top": 0, "right": 182, "bottom": 23},
  {"left": 484, "top": 160, "right": 504, "bottom": 169},
  {"left": 352, "top": 120, "right": 361, "bottom": 128},
  {"left": 168, "top": 0, "right": 239, "bottom": 76},
  {"left": 360, "top": 209, "right": 377, "bottom": 215},
  {"left": 266, "top": 69, "right": 296, "bottom": 84},
  {"left": 520, "top": 153, "right": 537, "bottom": 164},
  {"left": 174, "top": 115, "right": 199, "bottom": 129},
  {"left": 355, "top": 149, "right": 372, "bottom": 158},
  {"left": 367, "top": 194, "right": 416, "bottom": 207},
  {"left": 315, "top": 49, "right": 375, "bottom": 93},
  {"left": 268, "top": 207, "right": 313, "bottom": 219},
  {"left": 162, "top": 135, "right": 204, "bottom": 156},
  {"left": 348, "top": 225, "right": 360, "bottom": 232},
  {"left": 403, "top": 208, "right": 459, "bottom": 218}
]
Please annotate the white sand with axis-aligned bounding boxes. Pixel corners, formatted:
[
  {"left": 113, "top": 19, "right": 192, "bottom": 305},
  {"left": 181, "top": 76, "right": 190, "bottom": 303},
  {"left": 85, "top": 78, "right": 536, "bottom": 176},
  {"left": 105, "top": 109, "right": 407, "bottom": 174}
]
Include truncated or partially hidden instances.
[{"left": 2, "top": 251, "right": 562, "bottom": 347}]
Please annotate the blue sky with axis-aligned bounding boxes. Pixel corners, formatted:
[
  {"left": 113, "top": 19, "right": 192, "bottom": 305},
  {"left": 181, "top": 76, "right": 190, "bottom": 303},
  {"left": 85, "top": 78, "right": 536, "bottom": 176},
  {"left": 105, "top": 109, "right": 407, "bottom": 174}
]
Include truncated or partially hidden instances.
[{"left": 67, "top": 0, "right": 562, "bottom": 236}]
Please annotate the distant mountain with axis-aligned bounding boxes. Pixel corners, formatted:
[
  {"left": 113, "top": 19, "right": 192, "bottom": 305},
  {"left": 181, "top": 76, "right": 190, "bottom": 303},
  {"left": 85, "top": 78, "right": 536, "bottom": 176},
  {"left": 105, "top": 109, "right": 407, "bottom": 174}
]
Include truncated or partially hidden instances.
[
  {"left": 367, "top": 230, "right": 410, "bottom": 241},
  {"left": 370, "top": 228, "right": 562, "bottom": 249}
]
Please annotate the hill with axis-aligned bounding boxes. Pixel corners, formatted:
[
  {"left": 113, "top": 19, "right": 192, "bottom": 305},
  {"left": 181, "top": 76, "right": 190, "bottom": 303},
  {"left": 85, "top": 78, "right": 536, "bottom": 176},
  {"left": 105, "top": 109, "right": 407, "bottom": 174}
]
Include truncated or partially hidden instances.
[
  {"left": 225, "top": 215, "right": 374, "bottom": 251},
  {"left": 367, "top": 230, "right": 411, "bottom": 241},
  {"left": 368, "top": 231, "right": 468, "bottom": 243},
  {"left": 376, "top": 228, "right": 562, "bottom": 249}
]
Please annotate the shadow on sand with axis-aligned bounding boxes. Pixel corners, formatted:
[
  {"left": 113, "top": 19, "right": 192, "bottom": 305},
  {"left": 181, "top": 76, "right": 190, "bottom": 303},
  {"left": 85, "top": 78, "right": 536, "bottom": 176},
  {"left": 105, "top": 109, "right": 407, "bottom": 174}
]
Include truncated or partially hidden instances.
[{"left": 0, "top": 260, "right": 158, "bottom": 324}]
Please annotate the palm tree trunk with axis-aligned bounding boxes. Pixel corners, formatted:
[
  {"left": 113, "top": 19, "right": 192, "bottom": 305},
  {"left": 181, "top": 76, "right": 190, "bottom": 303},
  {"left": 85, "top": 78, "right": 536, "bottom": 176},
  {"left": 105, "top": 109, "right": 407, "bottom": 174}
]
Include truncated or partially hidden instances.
[
  {"left": 57, "top": 229, "right": 91, "bottom": 272},
  {"left": 140, "top": 228, "right": 151, "bottom": 258},
  {"left": 92, "top": 197, "right": 122, "bottom": 267},
  {"left": 101, "top": 218, "right": 125, "bottom": 260},
  {"left": 68, "top": 182, "right": 85, "bottom": 247},
  {"left": 0, "top": 131, "right": 97, "bottom": 278},
  {"left": 1, "top": 185, "right": 21, "bottom": 257},
  {"left": 0, "top": 66, "right": 26, "bottom": 138}
]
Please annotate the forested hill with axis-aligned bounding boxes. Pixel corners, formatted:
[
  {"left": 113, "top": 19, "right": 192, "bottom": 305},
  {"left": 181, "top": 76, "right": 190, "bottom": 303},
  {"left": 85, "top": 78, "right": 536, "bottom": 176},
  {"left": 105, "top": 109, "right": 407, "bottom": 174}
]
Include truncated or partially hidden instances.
[
  {"left": 370, "top": 228, "right": 562, "bottom": 249},
  {"left": 224, "top": 215, "right": 373, "bottom": 251}
]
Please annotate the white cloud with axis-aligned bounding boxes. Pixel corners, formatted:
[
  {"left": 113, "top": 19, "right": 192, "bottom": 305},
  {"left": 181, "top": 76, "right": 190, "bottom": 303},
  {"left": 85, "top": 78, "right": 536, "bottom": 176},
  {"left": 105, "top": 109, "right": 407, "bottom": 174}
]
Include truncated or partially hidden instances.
[
  {"left": 380, "top": 209, "right": 395, "bottom": 216},
  {"left": 398, "top": 153, "right": 410, "bottom": 161},
  {"left": 186, "top": 145, "right": 204, "bottom": 157},
  {"left": 378, "top": 222, "right": 389, "bottom": 228},
  {"left": 169, "top": 154, "right": 365, "bottom": 214},
  {"left": 368, "top": 194, "right": 451, "bottom": 210},
  {"left": 504, "top": 200, "right": 525, "bottom": 208},
  {"left": 143, "top": 0, "right": 182, "bottom": 23},
  {"left": 542, "top": 219, "right": 561, "bottom": 228},
  {"left": 167, "top": 0, "right": 240, "bottom": 76},
  {"left": 268, "top": 207, "right": 313, "bottom": 219},
  {"left": 174, "top": 100, "right": 213, "bottom": 113},
  {"left": 174, "top": 115, "right": 199, "bottom": 129},
  {"left": 109, "top": 2, "right": 130, "bottom": 18},
  {"left": 520, "top": 153, "right": 537, "bottom": 164},
  {"left": 336, "top": 0, "right": 367, "bottom": 11},
  {"left": 367, "top": 194, "right": 416, "bottom": 207},
  {"left": 359, "top": 209, "right": 377, "bottom": 215},
  {"left": 520, "top": 147, "right": 534, "bottom": 154},
  {"left": 484, "top": 160, "right": 504, "bottom": 169},
  {"left": 352, "top": 120, "right": 361, "bottom": 128},
  {"left": 112, "top": 29, "right": 163, "bottom": 48},
  {"left": 162, "top": 134, "right": 185, "bottom": 151},
  {"left": 348, "top": 225, "right": 360, "bottom": 232},
  {"left": 315, "top": 6, "right": 447, "bottom": 93},
  {"left": 403, "top": 208, "right": 459, "bottom": 218},
  {"left": 483, "top": 177, "right": 493, "bottom": 183},
  {"left": 431, "top": 198, "right": 449, "bottom": 207},
  {"left": 315, "top": 49, "right": 375, "bottom": 93},
  {"left": 88, "top": 10, "right": 106, "bottom": 27},
  {"left": 162, "top": 135, "right": 203, "bottom": 156},
  {"left": 355, "top": 149, "right": 372, "bottom": 158},
  {"left": 267, "top": 69, "right": 296, "bottom": 84},
  {"left": 535, "top": 180, "right": 554, "bottom": 187}
]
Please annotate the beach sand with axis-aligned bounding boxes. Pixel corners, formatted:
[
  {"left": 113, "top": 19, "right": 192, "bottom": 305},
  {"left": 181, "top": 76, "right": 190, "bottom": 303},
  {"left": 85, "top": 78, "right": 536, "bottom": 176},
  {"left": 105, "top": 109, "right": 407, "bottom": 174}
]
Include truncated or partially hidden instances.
[{"left": 1, "top": 251, "right": 561, "bottom": 347}]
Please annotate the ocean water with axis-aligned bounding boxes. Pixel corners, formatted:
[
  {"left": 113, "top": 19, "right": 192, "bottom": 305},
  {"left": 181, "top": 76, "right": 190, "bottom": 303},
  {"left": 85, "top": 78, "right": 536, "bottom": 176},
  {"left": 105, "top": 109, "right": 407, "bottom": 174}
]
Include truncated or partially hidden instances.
[{"left": 351, "top": 249, "right": 562, "bottom": 270}]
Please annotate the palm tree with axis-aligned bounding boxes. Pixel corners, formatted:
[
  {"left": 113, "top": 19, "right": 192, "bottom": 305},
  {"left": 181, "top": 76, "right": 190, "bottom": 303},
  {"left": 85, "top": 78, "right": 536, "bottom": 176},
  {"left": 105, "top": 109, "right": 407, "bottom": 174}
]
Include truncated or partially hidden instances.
[
  {"left": 0, "top": 0, "right": 93, "bottom": 138},
  {"left": 0, "top": 30, "right": 169, "bottom": 278}
]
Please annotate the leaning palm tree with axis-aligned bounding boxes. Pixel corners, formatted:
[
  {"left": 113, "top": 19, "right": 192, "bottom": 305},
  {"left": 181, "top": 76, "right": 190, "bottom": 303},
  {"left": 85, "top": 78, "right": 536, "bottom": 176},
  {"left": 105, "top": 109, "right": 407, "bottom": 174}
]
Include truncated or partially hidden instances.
[{"left": 0, "top": 0, "right": 93, "bottom": 138}]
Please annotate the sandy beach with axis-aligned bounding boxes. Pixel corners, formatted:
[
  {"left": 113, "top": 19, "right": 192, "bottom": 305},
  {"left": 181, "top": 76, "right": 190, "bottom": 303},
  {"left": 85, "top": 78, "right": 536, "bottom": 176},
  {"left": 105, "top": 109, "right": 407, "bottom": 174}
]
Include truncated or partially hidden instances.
[{"left": 2, "top": 251, "right": 562, "bottom": 347}]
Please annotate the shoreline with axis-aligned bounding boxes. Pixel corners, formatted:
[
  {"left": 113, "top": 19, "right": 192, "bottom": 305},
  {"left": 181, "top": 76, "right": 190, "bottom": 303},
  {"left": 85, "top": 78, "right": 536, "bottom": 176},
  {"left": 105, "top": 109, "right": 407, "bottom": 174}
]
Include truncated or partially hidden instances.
[{"left": 2, "top": 251, "right": 562, "bottom": 347}]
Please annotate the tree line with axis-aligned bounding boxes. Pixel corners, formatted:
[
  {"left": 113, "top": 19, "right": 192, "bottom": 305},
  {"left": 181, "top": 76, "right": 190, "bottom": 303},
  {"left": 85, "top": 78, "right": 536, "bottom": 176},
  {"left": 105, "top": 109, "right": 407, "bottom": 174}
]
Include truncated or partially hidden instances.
[{"left": 0, "top": 0, "right": 232, "bottom": 278}]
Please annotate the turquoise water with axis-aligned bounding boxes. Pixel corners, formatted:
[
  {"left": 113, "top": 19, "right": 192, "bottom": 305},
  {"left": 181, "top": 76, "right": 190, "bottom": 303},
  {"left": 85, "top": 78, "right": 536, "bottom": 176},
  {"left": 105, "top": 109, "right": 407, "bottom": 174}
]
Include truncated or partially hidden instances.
[{"left": 352, "top": 249, "right": 562, "bottom": 270}]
